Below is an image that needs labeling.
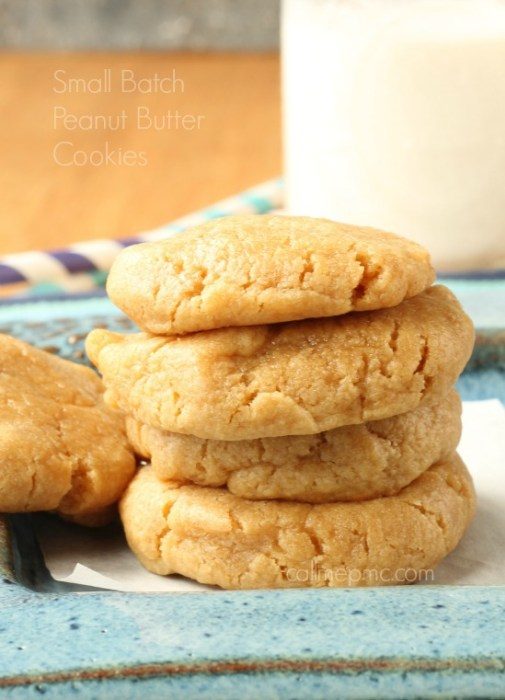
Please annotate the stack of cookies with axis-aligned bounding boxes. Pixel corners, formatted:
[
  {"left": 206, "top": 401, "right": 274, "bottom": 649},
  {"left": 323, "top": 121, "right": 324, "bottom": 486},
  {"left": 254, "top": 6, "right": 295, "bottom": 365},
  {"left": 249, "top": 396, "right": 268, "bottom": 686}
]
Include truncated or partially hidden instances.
[{"left": 86, "top": 215, "right": 476, "bottom": 589}]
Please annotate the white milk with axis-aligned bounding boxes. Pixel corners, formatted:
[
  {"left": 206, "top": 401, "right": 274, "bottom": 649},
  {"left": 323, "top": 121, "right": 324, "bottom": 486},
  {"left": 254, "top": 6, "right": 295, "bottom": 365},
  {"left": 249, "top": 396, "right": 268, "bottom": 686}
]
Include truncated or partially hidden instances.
[{"left": 282, "top": 0, "right": 505, "bottom": 270}]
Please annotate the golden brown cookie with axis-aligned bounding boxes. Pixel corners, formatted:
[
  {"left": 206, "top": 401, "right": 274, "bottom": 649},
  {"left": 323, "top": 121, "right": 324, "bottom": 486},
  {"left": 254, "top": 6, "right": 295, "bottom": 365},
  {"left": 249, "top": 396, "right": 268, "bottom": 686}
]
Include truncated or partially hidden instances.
[
  {"left": 125, "top": 389, "right": 462, "bottom": 503},
  {"left": 106, "top": 215, "right": 434, "bottom": 335},
  {"left": 87, "top": 286, "right": 474, "bottom": 441},
  {"left": 120, "top": 454, "right": 475, "bottom": 589},
  {"left": 0, "top": 334, "right": 136, "bottom": 525}
]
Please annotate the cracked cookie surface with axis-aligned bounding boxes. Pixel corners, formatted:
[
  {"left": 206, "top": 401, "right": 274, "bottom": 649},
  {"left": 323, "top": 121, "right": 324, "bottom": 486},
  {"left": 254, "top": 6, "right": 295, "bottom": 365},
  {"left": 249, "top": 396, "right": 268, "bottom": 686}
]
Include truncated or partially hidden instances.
[
  {"left": 87, "top": 286, "right": 474, "bottom": 441},
  {"left": 120, "top": 454, "right": 475, "bottom": 589},
  {"left": 0, "top": 334, "right": 136, "bottom": 525},
  {"left": 106, "top": 215, "right": 434, "bottom": 335},
  {"left": 125, "top": 389, "right": 462, "bottom": 502}
]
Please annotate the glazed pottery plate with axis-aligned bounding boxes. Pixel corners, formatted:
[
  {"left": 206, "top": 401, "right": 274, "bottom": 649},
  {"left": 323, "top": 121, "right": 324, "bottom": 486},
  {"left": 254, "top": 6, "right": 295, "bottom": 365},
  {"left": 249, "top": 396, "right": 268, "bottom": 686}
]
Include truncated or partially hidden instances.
[{"left": 0, "top": 281, "right": 505, "bottom": 699}]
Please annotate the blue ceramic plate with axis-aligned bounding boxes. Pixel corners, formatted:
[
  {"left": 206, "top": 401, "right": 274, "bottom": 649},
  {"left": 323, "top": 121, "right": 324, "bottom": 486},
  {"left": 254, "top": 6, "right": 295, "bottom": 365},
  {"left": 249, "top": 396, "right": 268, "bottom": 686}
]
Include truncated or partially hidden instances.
[{"left": 0, "top": 282, "right": 505, "bottom": 699}]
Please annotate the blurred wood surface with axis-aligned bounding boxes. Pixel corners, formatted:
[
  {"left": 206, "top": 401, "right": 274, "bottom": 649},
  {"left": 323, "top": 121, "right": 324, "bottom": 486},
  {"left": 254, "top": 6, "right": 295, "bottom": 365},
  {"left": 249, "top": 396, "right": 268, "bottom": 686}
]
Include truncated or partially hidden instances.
[{"left": 0, "top": 52, "right": 281, "bottom": 254}]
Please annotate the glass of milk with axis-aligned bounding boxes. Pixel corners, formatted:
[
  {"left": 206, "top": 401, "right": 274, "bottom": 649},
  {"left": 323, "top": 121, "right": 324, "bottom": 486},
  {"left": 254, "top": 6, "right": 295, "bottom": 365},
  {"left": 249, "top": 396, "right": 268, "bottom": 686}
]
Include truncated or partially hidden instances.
[{"left": 282, "top": 0, "right": 505, "bottom": 270}]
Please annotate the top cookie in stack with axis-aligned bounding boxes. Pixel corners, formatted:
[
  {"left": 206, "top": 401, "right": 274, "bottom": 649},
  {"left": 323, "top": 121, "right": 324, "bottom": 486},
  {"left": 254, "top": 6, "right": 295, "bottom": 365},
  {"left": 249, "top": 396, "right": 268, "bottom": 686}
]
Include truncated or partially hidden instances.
[
  {"left": 105, "top": 215, "right": 435, "bottom": 335},
  {"left": 86, "top": 215, "right": 476, "bottom": 589}
]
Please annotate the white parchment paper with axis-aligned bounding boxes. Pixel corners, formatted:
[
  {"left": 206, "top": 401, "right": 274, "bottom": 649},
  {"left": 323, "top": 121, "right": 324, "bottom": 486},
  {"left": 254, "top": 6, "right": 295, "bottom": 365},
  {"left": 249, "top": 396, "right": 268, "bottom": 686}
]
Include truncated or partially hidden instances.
[{"left": 34, "top": 400, "right": 505, "bottom": 592}]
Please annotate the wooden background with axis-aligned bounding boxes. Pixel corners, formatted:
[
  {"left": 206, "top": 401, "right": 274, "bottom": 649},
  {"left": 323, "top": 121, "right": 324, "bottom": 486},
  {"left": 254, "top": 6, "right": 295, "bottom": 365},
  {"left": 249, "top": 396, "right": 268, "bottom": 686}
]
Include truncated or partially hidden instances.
[{"left": 0, "top": 53, "right": 281, "bottom": 255}]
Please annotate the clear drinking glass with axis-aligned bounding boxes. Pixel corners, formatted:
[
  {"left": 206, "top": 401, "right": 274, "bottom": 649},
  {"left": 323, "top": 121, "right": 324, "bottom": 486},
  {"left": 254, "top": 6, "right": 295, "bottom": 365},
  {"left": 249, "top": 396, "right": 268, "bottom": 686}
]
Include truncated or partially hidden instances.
[{"left": 282, "top": 0, "right": 505, "bottom": 270}]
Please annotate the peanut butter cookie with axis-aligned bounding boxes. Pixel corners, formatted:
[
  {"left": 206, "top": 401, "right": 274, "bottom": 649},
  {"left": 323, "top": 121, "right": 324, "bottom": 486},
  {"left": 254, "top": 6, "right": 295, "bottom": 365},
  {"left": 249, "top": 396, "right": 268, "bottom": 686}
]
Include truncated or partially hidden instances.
[
  {"left": 106, "top": 215, "right": 434, "bottom": 335},
  {"left": 87, "top": 286, "right": 474, "bottom": 440},
  {"left": 120, "top": 454, "right": 475, "bottom": 589},
  {"left": 125, "top": 390, "right": 462, "bottom": 502},
  {"left": 0, "top": 334, "right": 135, "bottom": 525}
]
